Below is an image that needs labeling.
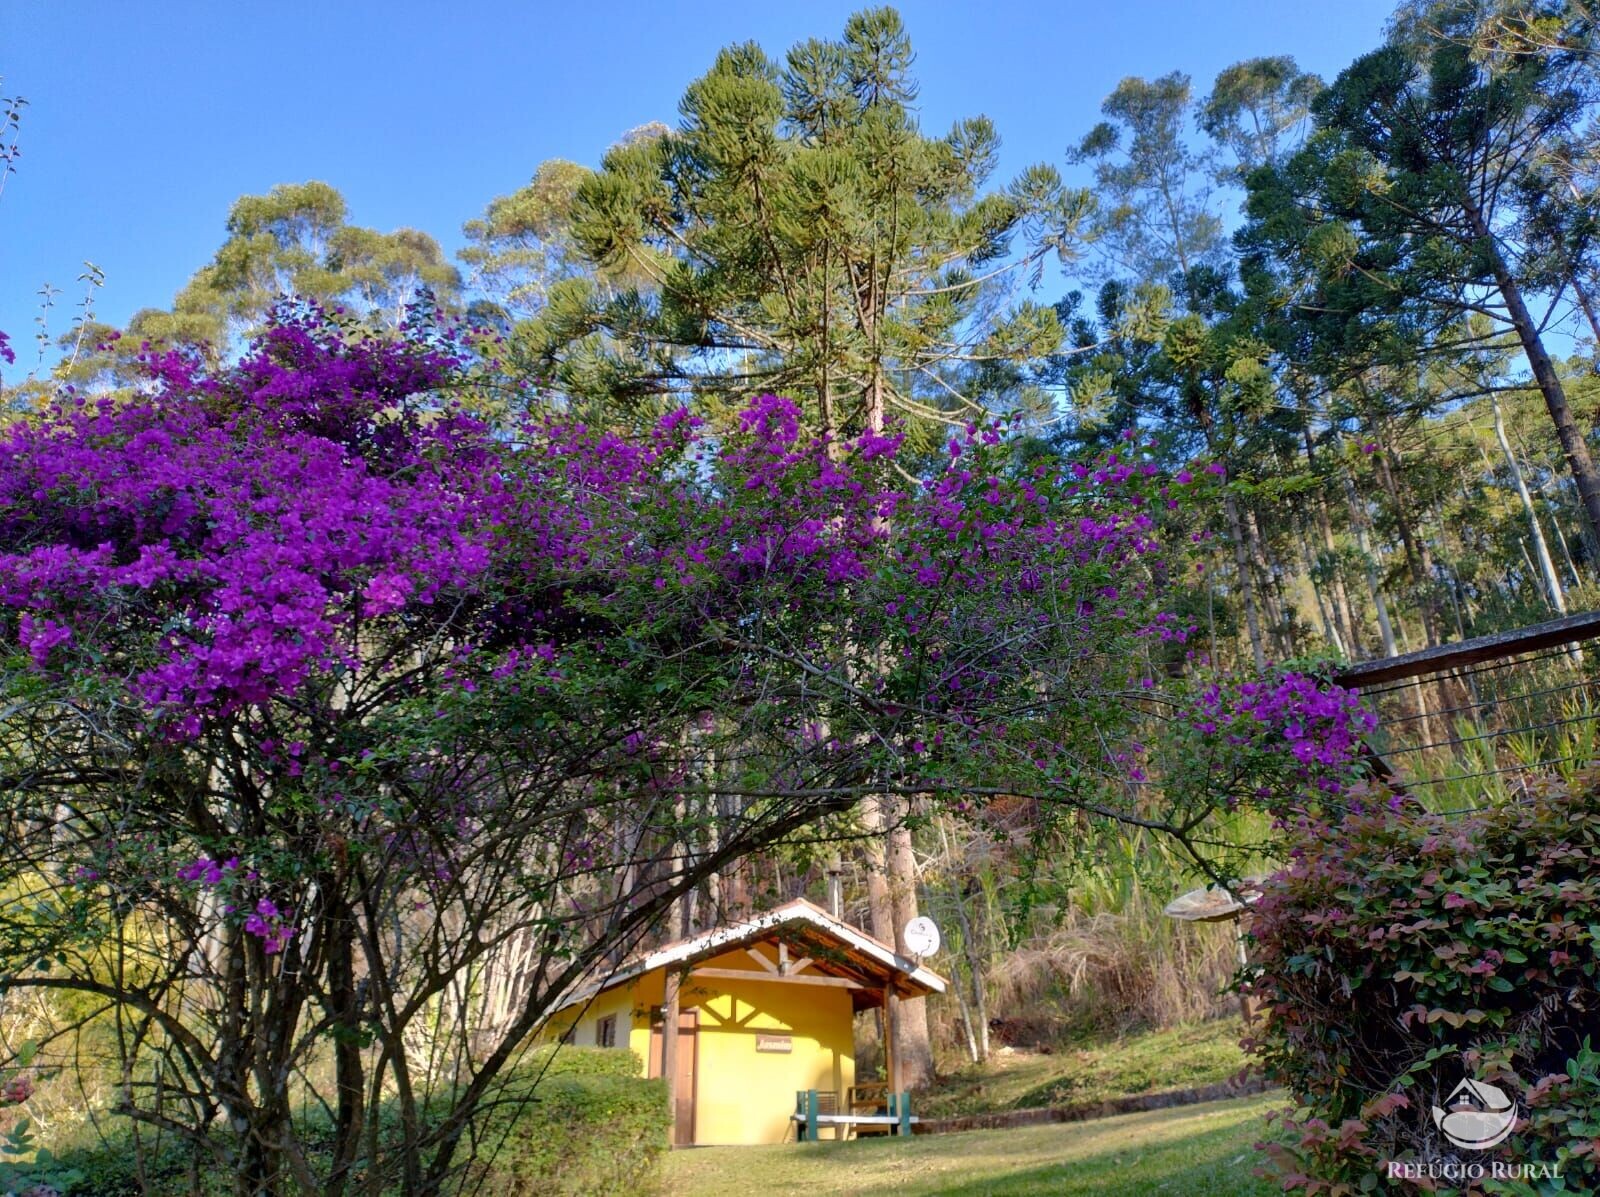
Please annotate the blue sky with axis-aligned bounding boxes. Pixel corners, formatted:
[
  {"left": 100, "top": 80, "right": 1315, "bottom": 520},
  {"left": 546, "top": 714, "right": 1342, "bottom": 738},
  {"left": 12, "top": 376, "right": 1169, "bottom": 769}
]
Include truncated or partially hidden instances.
[{"left": 4, "top": 0, "right": 1397, "bottom": 366}]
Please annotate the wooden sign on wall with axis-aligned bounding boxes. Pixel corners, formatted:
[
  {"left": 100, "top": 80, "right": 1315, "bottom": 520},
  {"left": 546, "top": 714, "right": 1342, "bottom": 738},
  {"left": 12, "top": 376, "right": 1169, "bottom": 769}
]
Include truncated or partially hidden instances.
[{"left": 754, "top": 1033, "right": 792, "bottom": 1053}]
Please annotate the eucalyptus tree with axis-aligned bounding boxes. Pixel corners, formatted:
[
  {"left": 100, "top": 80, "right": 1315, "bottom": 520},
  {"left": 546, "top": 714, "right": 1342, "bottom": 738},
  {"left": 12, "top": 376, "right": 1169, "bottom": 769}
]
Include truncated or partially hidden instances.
[
  {"left": 1399, "top": 0, "right": 1598, "bottom": 67},
  {"left": 1055, "top": 61, "right": 1326, "bottom": 671},
  {"left": 1069, "top": 72, "right": 1227, "bottom": 301},
  {"left": 138, "top": 182, "right": 461, "bottom": 354},
  {"left": 1201, "top": 56, "right": 1324, "bottom": 179},
  {"left": 459, "top": 158, "right": 593, "bottom": 322}
]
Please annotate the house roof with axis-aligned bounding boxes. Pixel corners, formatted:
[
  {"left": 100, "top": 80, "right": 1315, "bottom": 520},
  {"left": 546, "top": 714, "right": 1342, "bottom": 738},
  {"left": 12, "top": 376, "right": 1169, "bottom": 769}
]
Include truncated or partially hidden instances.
[{"left": 550, "top": 898, "right": 947, "bottom": 1016}]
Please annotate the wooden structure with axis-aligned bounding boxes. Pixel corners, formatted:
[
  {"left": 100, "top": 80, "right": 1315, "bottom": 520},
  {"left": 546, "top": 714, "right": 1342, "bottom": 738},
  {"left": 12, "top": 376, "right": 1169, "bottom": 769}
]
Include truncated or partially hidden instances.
[
  {"left": 1331, "top": 609, "right": 1600, "bottom": 690},
  {"left": 541, "top": 898, "right": 946, "bottom": 1145},
  {"left": 1330, "top": 608, "right": 1600, "bottom": 800}
]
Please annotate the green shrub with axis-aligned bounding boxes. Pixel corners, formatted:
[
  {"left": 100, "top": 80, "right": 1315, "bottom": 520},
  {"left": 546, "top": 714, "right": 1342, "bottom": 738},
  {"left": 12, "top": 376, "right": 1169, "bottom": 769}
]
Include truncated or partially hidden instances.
[
  {"left": 465, "top": 1048, "right": 668, "bottom": 1196},
  {"left": 15, "top": 1126, "right": 211, "bottom": 1197},
  {"left": 1245, "top": 774, "right": 1600, "bottom": 1193},
  {"left": 515, "top": 1042, "right": 644, "bottom": 1081},
  {"left": 30, "top": 1046, "right": 665, "bottom": 1196}
]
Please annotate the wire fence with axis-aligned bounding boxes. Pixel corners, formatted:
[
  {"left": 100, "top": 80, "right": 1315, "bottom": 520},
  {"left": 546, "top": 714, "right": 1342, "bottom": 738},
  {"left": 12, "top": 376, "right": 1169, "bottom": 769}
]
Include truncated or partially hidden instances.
[{"left": 1334, "top": 611, "right": 1600, "bottom": 812}]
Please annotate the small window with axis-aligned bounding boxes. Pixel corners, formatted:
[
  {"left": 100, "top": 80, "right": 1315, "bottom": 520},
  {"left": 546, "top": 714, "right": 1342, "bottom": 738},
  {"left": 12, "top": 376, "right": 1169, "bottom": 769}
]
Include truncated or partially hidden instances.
[{"left": 597, "top": 1014, "right": 617, "bottom": 1048}]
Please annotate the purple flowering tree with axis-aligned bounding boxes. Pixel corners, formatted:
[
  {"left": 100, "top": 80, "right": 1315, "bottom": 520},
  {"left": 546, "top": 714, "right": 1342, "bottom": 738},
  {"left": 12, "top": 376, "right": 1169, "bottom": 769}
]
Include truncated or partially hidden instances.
[{"left": 0, "top": 306, "right": 1315, "bottom": 1194}]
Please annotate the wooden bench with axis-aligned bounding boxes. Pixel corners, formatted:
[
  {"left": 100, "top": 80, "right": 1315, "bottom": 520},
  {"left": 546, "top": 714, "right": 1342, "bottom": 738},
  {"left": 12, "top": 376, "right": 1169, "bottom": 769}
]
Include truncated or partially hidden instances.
[
  {"left": 793, "top": 1088, "right": 916, "bottom": 1141},
  {"left": 847, "top": 1082, "right": 892, "bottom": 1136}
]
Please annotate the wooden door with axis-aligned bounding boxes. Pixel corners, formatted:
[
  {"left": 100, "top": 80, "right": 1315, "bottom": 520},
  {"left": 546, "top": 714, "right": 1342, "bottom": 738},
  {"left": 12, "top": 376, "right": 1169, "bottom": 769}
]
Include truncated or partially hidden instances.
[{"left": 649, "top": 1008, "right": 698, "bottom": 1145}]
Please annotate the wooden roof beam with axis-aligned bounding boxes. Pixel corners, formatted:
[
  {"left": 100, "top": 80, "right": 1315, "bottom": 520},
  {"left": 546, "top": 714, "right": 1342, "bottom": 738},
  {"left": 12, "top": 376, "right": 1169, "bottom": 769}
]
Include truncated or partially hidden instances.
[{"left": 689, "top": 966, "right": 863, "bottom": 990}]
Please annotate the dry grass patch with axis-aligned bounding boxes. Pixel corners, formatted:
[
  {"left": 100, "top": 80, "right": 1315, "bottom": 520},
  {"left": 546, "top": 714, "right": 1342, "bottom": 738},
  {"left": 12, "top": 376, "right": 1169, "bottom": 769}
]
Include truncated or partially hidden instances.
[{"left": 921, "top": 1017, "right": 1248, "bottom": 1119}]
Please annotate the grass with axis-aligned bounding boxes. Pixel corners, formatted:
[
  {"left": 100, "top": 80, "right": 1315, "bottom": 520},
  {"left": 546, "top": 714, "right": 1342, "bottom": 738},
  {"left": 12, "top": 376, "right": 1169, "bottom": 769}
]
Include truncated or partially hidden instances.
[
  {"left": 664, "top": 1092, "right": 1281, "bottom": 1196},
  {"left": 920, "top": 1017, "right": 1249, "bottom": 1119}
]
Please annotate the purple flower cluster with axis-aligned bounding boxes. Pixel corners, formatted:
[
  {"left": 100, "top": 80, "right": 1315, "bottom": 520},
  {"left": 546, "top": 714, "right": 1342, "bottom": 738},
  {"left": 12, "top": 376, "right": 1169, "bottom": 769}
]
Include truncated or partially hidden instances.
[
  {"left": 245, "top": 897, "right": 294, "bottom": 955},
  {"left": 2, "top": 314, "right": 1184, "bottom": 740},
  {"left": 17, "top": 612, "right": 72, "bottom": 666},
  {"left": 1230, "top": 672, "right": 1376, "bottom": 771},
  {"left": 0, "top": 310, "right": 499, "bottom": 733},
  {"left": 176, "top": 854, "right": 292, "bottom": 953},
  {"left": 1186, "top": 670, "right": 1378, "bottom": 810},
  {"left": 176, "top": 855, "right": 240, "bottom": 885}
]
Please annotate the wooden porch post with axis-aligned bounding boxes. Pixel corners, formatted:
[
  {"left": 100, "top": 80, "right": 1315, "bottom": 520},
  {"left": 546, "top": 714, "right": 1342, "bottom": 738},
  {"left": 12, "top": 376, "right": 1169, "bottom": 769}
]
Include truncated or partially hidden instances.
[
  {"left": 663, "top": 968, "right": 682, "bottom": 1147},
  {"left": 884, "top": 984, "right": 899, "bottom": 1092}
]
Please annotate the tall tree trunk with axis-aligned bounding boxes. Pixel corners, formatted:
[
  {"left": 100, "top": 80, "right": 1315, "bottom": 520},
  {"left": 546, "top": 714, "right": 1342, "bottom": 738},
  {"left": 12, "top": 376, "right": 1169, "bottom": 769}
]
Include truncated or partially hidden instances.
[
  {"left": 1549, "top": 502, "right": 1583, "bottom": 589},
  {"left": 1298, "top": 525, "right": 1346, "bottom": 657},
  {"left": 1340, "top": 471, "right": 1438, "bottom": 735},
  {"left": 947, "top": 866, "right": 990, "bottom": 1064},
  {"left": 1318, "top": 497, "right": 1361, "bottom": 655},
  {"left": 1468, "top": 201, "right": 1600, "bottom": 551},
  {"left": 887, "top": 805, "right": 933, "bottom": 1087},
  {"left": 1515, "top": 421, "right": 1588, "bottom": 587},
  {"left": 1518, "top": 538, "right": 1543, "bottom": 601},
  {"left": 1371, "top": 436, "right": 1440, "bottom": 646},
  {"left": 1491, "top": 396, "right": 1568, "bottom": 615},
  {"left": 1223, "top": 492, "right": 1267, "bottom": 671},
  {"left": 1298, "top": 416, "right": 1362, "bottom": 655},
  {"left": 1245, "top": 508, "right": 1291, "bottom": 659},
  {"left": 327, "top": 892, "right": 364, "bottom": 1197},
  {"left": 951, "top": 969, "right": 980, "bottom": 1065},
  {"left": 717, "top": 790, "right": 750, "bottom": 921},
  {"left": 860, "top": 795, "right": 895, "bottom": 941},
  {"left": 1442, "top": 554, "right": 1469, "bottom": 637},
  {"left": 1341, "top": 474, "right": 1398, "bottom": 657},
  {"left": 859, "top": 362, "right": 933, "bottom": 1087},
  {"left": 1272, "top": 569, "right": 1299, "bottom": 658}
]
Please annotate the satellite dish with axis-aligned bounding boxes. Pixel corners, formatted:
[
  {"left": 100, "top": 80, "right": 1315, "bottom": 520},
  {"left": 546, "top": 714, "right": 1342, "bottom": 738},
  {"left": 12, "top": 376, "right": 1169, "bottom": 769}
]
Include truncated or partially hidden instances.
[{"left": 902, "top": 916, "right": 941, "bottom": 957}]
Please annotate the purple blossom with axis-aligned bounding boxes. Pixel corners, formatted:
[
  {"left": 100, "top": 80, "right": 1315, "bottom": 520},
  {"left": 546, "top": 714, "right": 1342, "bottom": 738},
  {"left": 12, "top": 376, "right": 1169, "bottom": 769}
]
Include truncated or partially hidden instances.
[
  {"left": 244, "top": 897, "right": 295, "bottom": 955},
  {"left": 177, "top": 856, "right": 239, "bottom": 886},
  {"left": 17, "top": 613, "right": 72, "bottom": 667}
]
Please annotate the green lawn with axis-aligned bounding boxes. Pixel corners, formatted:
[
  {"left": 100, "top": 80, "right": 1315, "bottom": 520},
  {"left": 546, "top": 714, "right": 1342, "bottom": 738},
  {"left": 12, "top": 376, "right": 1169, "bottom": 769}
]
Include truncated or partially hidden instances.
[
  {"left": 664, "top": 1093, "right": 1281, "bottom": 1196},
  {"left": 919, "top": 1018, "right": 1250, "bottom": 1118}
]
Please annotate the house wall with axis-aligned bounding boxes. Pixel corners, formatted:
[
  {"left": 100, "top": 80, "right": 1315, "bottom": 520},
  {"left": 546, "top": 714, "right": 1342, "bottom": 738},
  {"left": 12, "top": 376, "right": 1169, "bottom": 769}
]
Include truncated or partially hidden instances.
[
  {"left": 682, "top": 948, "right": 857, "bottom": 1145},
  {"left": 541, "top": 982, "right": 638, "bottom": 1052},
  {"left": 541, "top": 943, "right": 859, "bottom": 1145}
]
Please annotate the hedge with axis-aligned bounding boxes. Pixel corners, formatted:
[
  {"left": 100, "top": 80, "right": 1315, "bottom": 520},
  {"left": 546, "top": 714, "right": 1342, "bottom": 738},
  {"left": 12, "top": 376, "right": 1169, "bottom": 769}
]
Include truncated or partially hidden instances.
[
  {"left": 21, "top": 1046, "right": 665, "bottom": 1196},
  {"left": 1245, "top": 774, "right": 1600, "bottom": 1194},
  {"left": 464, "top": 1047, "right": 668, "bottom": 1196}
]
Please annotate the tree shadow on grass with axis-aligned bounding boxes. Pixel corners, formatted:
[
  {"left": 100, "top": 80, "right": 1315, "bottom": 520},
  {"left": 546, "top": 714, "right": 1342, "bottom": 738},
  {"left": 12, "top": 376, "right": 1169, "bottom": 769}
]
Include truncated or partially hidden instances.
[{"left": 847, "top": 1102, "right": 1281, "bottom": 1197}]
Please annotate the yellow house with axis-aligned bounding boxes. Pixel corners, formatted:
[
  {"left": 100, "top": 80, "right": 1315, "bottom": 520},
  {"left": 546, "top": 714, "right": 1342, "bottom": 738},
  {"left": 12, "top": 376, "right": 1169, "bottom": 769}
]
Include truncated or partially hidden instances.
[{"left": 540, "top": 897, "right": 946, "bottom": 1145}]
